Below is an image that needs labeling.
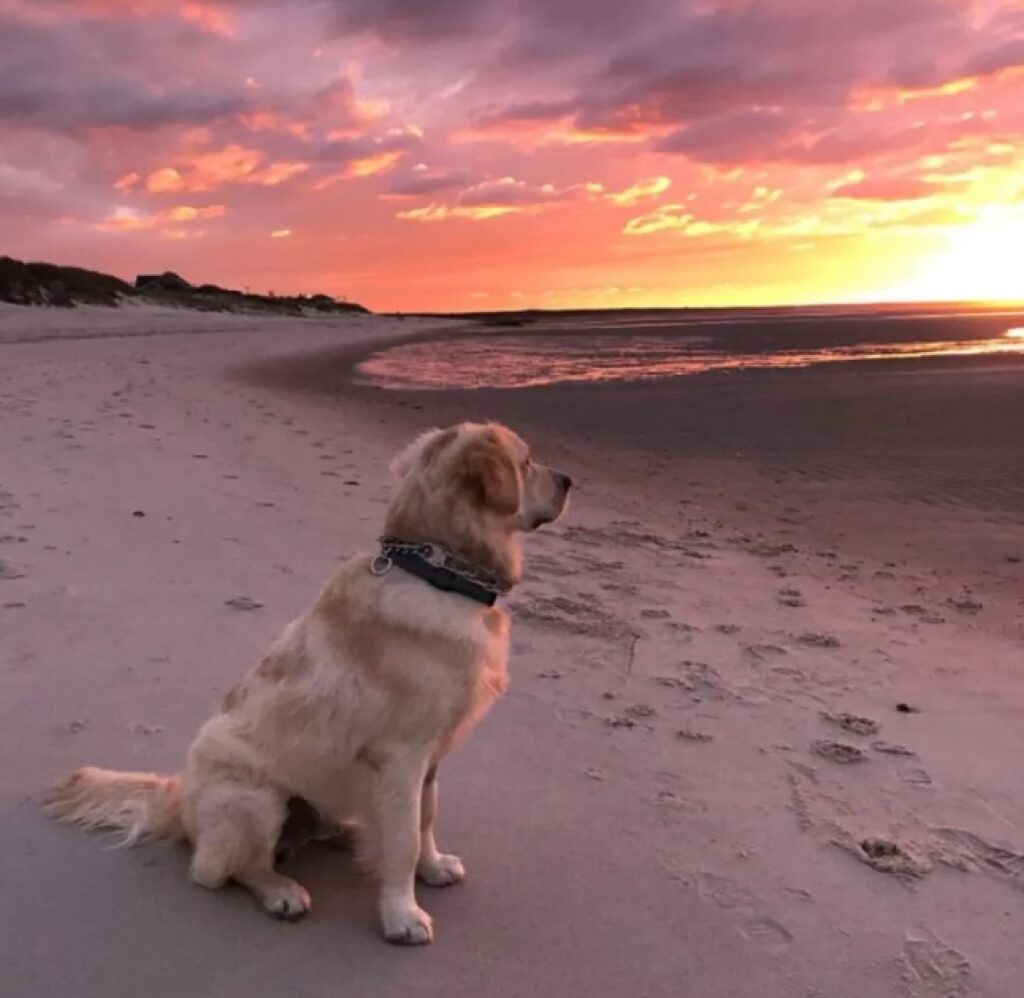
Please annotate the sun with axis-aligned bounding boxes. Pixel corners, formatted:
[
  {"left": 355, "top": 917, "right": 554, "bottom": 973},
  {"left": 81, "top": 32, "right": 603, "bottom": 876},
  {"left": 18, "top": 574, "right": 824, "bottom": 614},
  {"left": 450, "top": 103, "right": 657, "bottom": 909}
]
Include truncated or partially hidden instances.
[{"left": 899, "top": 212, "right": 1024, "bottom": 303}]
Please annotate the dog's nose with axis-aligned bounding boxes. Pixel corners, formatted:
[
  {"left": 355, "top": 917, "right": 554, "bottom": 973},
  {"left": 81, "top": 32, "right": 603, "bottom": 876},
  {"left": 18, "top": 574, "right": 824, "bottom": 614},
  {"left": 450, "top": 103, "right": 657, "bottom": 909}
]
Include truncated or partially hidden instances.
[{"left": 557, "top": 472, "right": 573, "bottom": 491}]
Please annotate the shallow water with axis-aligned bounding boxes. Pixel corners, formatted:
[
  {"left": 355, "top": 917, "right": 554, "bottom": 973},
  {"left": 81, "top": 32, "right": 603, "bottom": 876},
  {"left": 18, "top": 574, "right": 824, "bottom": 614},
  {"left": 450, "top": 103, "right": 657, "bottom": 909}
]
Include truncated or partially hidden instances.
[{"left": 359, "top": 326, "right": 1024, "bottom": 390}]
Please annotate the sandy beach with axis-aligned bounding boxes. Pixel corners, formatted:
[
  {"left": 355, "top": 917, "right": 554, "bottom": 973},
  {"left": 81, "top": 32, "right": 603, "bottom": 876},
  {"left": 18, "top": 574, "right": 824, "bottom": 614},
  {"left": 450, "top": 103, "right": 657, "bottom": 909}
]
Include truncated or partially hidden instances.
[{"left": 2, "top": 308, "right": 1023, "bottom": 998}]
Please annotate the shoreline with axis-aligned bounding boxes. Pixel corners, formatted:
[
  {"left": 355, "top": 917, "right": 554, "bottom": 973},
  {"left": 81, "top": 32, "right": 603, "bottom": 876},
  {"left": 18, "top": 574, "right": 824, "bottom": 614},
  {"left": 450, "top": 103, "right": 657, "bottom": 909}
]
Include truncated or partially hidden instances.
[{"left": 2, "top": 315, "right": 1023, "bottom": 996}]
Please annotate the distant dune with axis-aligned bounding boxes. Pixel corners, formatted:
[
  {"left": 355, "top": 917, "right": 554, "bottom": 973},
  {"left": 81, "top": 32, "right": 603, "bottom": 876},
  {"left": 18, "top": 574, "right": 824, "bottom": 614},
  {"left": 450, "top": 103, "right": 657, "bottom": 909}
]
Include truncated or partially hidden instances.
[{"left": 0, "top": 256, "right": 368, "bottom": 316}]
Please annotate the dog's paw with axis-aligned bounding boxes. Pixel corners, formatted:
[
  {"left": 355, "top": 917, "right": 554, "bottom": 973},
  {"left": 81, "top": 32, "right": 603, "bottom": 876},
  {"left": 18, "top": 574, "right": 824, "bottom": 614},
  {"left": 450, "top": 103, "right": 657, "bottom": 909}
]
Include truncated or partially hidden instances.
[
  {"left": 380, "top": 898, "right": 434, "bottom": 945},
  {"left": 262, "top": 879, "right": 312, "bottom": 922},
  {"left": 417, "top": 852, "right": 466, "bottom": 887}
]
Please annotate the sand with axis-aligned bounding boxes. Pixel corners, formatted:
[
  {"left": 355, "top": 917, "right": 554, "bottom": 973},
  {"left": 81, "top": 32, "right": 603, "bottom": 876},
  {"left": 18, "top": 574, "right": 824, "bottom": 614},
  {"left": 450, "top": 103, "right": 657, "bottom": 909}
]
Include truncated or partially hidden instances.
[{"left": 2, "top": 308, "right": 1023, "bottom": 998}]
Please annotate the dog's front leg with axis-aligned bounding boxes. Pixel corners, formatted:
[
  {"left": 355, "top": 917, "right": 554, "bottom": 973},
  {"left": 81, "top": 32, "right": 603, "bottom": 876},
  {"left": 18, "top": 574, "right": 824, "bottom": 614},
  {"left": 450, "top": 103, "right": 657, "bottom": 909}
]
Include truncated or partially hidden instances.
[
  {"left": 417, "top": 766, "right": 466, "bottom": 887},
  {"left": 373, "top": 752, "right": 434, "bottom": 945}
]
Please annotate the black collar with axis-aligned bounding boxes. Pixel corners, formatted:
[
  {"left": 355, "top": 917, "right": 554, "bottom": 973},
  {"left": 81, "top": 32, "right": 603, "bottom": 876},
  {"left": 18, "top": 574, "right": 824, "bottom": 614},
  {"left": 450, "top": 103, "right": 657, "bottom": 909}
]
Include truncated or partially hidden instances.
[{"left": 371, "top": 538, "right": 512, "bottom": 607}]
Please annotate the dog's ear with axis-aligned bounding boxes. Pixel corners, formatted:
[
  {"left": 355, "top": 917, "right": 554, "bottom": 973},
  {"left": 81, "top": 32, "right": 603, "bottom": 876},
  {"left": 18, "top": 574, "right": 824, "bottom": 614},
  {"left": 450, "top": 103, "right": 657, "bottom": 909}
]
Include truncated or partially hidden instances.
[
  {"left": 459, "top": 430, "right": 520, "bottom": 515},
  {"left": 390, "top": 426, "right": 458, "bottom": 479}
]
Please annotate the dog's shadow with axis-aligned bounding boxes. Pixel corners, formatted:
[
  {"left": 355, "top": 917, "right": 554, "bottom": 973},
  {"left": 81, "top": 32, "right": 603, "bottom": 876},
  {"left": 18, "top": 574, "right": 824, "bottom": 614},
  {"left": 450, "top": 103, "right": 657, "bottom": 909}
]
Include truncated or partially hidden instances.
[{"left": 271, "top": 797, "right": 371, "bottom": 919}]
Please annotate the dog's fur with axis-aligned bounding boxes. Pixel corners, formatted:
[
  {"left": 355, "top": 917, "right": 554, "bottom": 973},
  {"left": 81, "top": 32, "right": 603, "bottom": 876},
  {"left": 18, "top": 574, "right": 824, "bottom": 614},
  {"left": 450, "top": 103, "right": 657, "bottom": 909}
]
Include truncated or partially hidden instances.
[{"left": 45, "top": 422, "right": 570, "bottom": 944}]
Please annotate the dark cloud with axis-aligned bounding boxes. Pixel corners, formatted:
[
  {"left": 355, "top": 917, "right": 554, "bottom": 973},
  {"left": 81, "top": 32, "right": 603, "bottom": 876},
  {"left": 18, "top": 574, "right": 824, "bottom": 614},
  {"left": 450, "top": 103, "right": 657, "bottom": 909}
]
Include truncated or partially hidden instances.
[
  {"left": 326, "top": 0, "right": 490, "bottom": 41},
  {"left": 458, "top": 178, "right": 544, "bottom": 206},
  {"left": 655, "top": 109, "right": 800, "bottom": 164},
  {"left": 964, "top": 38, "right": 1024, "bottom": 79},
  {"left": 387, "top": 169, "right": 474, "bottom": 196},
  {"left": 0, "top": 15, "right": 246, "bottom": 134},
  {"left": 474, "top": 99, "right": 577, "bottom": 127},
  {"left": 457, "top": 0, "right": 1017, "bottom": 165}
]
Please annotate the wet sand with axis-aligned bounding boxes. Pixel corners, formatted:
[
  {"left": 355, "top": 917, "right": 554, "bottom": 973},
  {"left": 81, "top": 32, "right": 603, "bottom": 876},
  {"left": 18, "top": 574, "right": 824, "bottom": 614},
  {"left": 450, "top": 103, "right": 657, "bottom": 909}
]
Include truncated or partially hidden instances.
[{"left": 2, "top": 312, "right": 1023, "bottom": 997}]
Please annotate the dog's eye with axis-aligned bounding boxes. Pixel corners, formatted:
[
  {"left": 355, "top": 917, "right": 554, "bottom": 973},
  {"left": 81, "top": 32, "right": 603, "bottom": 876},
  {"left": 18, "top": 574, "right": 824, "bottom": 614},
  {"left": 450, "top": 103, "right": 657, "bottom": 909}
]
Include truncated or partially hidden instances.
[{"left": 522, "top": 457, "right": 532, "bottom": 470}]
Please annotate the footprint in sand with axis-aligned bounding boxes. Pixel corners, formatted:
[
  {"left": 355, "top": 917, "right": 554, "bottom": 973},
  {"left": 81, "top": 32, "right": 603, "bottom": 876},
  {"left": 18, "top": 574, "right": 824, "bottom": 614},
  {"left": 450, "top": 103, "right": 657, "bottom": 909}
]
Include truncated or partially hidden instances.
[
  {"left": 811, "top": 740, "right": 868, "bottom": 764},
  {"left": 225, "top": 596, "right": 264, "bottom": 611},
  {"left": 752, "top": 542, "right": 797, "bottom": 558},
  {"left": 858, "top": 838, "right": 932, "bottom": 880},
  {"left": 693, "top": 872, "right": 793, "bottom": 951},
  {"left": 676, "top": 728, "right": 713, "bottom": 743},
  {"left": 898, "top": 768, "right": 933, "bottom": 786},
  {"left": 0, "top": 560, "right": 28, "bottom": 580},
  {"left": 872, "top": 741, "right": 917, "bottom": 757},
  {"left": 653, "top": 789, "right": 705, "bottom": 815},
  {"left": 797, "top": 632, "right": 841, "bottom": 649},
  {"left": 899, "top": 931, "right": 972, "bottom": 998},
  {"left": 744, "top": 643, "right": 789, "bottom": 663},
  {"left": 604, "top": 715, "right": 637, "bottom": 729},
  {"left": 821, "top": 712, "right": 879, "bottom": 736},
  {"left": 933, "top": 827, "right": 1024, "bottom": 886},
  {"left": 947, "top": 596, "right": 983, "bottom": 615}
]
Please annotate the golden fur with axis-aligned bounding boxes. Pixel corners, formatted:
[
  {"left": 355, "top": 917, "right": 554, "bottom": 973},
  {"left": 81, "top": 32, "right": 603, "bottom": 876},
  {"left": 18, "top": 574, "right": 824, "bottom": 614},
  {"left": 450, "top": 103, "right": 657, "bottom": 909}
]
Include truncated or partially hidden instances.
[{"left": 45, "top": 422, "right": 571, "bottom": 945}]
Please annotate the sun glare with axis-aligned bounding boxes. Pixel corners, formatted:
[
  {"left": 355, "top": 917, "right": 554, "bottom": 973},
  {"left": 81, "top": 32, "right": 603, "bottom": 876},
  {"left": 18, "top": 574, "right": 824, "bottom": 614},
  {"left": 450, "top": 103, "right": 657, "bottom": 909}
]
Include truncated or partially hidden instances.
[{"left": 900, "top": 213, "right": 1024, "bottom": 303}]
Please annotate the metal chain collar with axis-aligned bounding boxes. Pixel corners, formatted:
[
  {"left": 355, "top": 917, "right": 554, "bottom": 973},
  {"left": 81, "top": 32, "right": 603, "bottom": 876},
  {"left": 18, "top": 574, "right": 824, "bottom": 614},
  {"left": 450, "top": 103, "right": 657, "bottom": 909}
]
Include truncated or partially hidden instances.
[{"left": 370, "top": 537, "right": 513, "bottom": 595}]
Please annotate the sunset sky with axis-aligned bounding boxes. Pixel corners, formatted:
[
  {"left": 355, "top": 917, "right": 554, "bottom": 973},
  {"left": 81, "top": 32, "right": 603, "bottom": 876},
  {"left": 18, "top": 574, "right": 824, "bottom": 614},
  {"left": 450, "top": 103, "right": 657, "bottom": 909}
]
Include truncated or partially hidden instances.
[{"left": 2, "top": 0, "right": 1023, "bottom": 311}]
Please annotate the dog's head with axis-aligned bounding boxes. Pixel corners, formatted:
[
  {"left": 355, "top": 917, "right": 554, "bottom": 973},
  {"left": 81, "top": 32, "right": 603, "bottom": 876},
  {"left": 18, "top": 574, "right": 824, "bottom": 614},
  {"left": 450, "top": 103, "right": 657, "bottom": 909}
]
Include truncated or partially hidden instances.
[
  {"left": 385, "top": 422, "right": 571, "bottom": 581},
  {"left": 390, "top": 422, "right": 571, "bottom": 531}
]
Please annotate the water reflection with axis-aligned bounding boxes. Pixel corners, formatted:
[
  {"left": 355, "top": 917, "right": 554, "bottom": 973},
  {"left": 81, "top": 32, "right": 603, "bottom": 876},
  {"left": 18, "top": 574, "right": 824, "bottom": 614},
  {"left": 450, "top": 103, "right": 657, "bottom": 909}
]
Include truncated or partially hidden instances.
[{"left": 358, "top": 328, "right": 1024, "bottom": 391}]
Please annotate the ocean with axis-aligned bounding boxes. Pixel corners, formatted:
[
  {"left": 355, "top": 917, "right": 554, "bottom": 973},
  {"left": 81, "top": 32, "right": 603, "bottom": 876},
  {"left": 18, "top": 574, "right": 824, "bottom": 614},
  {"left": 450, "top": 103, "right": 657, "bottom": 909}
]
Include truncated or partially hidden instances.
[{"left": 356, "top": 304, "right": 1024, "bottom": 391}]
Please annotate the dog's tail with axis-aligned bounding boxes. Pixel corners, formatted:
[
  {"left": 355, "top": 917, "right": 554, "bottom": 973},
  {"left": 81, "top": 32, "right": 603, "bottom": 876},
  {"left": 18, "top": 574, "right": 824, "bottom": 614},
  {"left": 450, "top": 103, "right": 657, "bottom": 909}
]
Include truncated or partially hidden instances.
[{"left": 44, "top": 766, "right": 185, "bottom": 845}]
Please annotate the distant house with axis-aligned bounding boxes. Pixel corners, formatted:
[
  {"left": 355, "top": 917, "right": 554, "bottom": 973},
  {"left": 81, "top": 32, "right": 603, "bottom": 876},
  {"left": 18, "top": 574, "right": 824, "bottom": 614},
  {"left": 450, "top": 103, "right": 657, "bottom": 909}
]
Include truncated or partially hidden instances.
[{"left": 135, "top": 272, "right": 191, "bottom": 292}]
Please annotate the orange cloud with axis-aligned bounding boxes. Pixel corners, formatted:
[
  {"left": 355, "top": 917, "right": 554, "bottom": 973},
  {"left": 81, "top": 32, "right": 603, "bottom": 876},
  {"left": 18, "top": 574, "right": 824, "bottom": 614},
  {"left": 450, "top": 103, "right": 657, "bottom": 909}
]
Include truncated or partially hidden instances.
[
  {"left": 68, "top": 0, "right": 234, "bottom": 35},
  {"left": 164, "top": 204, "right": 226, "bottom": 222},
  {"left": 313, "top": 150, "right": 405, "bottom": 190},
  {"left": 852, "top": 77, "right": 980, "bottom": 112},
  {"left": 606, "top": 176, "right": 671, "bottom": 206},
  {"left": 395, "top": 176, "right": 609, "bottom": 222},
  {"left": 238, "top": 111, "right": 312, "bottom": 139},
  {"left": 451, "top": 118, "right": 660, "bottom": 149},
  {"left": 270, "top": 228, "right": 293, "bottom": 239},
  {"left": 395, "top": 203, "right": 452, "bottom": 222},
  {"left": 397, "top": 203, "right": 529, "bottom": 222},
  {"left": 144, "top": 146, "right": 308, "bottom": 192},
  {"left": 96, "top": 203, "right": 226, "bottom": 231},
  {"left": 348, "top": 149, "right": 403, "bottom": 178},
  {"left": 113, "top": 171, "right": 141, "bottom": 191},
  {"left": 852, "top": 63, "right": 1024, "bottom": 113},
  {"left": 237, "top": 74, "right": 391, "bottom": 141},
  {"left": 831, "top": 176, "right": 940, "bottom": 201},
  {"left": 622, "top": 204, "right": 693, "bottom": 236},
  {"left": 252, "top": 161, "right": 310, "bottom": 186},
  {"left": 180, "top": 1, "right": 234, "bottom": 37},
  {"left": 145, "top": 167, "right": 186, "bottom": 193}
]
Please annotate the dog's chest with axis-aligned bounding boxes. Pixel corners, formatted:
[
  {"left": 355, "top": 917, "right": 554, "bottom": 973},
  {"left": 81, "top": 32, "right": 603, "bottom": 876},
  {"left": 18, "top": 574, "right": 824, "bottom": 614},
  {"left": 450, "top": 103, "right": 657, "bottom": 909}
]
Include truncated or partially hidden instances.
[{"left": 438, "top": 639, "right": 508, "bottom": 754}]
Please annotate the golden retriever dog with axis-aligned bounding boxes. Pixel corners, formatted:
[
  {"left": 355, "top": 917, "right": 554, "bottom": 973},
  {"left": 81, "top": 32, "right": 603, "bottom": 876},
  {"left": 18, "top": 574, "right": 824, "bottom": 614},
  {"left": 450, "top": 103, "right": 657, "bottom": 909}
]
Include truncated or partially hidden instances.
[{"left": 45, "top": 422, "right": 572, "bottom": 945}]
